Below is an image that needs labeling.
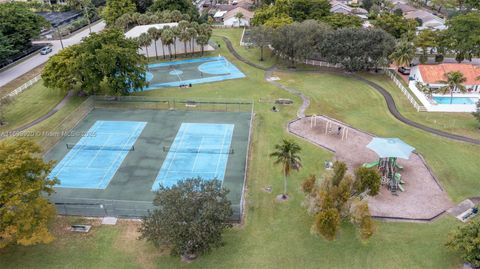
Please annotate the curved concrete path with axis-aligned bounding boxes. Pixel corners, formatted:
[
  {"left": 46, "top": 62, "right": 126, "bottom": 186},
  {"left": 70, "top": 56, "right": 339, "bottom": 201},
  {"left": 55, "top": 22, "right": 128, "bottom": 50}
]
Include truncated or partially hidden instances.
[
  {"left": 3, "top": 91, "right": 73, "bottom": 135},
  {"left": 221, "top": 36, "right": 480, "bottom": 145}
]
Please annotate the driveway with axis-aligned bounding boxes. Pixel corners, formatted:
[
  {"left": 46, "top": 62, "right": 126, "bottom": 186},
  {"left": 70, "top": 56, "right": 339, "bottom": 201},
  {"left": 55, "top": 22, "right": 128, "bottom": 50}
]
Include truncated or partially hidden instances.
[{"left": 0, "top": 20, "right": 105, "bottom": 88}]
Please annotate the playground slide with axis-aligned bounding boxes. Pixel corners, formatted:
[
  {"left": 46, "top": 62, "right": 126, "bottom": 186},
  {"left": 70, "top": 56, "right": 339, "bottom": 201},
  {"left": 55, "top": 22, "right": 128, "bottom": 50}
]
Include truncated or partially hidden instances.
[{"left": 362, "top": 161, "right": 379, "bottom": 168}]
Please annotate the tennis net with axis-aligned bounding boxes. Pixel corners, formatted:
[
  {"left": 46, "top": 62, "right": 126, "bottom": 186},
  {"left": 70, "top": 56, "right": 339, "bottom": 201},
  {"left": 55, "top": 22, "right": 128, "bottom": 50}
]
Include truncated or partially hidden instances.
[
  {"left": 66, "top": 144, "right": 135, "bottom": 151},
  {"left": 162, "top": 146, "right": 234, "bottom": 154}
]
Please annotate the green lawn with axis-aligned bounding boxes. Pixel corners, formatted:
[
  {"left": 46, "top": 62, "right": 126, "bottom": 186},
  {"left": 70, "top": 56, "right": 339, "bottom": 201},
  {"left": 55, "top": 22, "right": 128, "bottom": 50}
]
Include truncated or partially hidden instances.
[
  {"left": 213, "top": 28, "right": 277, "bottom": 69},
  {"left": 275, "top": 70, "right": 480, "bottom": 202},
  {"left": 360, "top": 73, "right": 480, "bottom": 140},
  {"left": 0, "top": 81, "right": 66, "bottom": 132},
  {"left": 0, "top": 31, "right": 472, "bottom": 269}
]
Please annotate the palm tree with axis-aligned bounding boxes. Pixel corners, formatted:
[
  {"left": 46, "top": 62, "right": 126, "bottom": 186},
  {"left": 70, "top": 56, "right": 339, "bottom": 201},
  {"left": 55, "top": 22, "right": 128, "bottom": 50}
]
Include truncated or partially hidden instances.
[
  {"left": 148, "top": 27, "right": 161, "bottom": 60},
  {"left": 270, "top": 139, "right": 302, "bottom": 200},
  {"left": 179, "top": 28, "right": 190, "bottom": 57},
  {"left": 416, "top": 81, "right": 436, "bottom": 99},
  {"left": 187, "top": 27, "right": 198, "bottom": 56},
  {"left": 161, "top": 29, "right": 174, "bottom": 60},
  {"left": 234, "top": 12, "right": 244, "bottom": 28},
  {"left": 438, "top": 71, "right": 467, "bottom": 104},
  {"left": 389, "top": 39, "right": 416, "bottom": 67},
  {"left": 138, "top": 33, "right": 151, "bottom": 59},
  {"left": 196, "top": 34, "right": 209, "bottom": 56},
  {"left": 172, "top": 26, "right": 180, "bottom": 58}
]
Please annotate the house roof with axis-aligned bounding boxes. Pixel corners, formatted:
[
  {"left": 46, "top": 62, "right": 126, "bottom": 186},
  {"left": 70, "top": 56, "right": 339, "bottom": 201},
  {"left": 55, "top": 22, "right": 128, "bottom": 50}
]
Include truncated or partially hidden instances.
[
  {"left": 392, "top": 1, "right": 416, "bottom": 13},
  {"left": 418, "top": 64, "right": 480, "bottom": 85},
  {"left": 223, "top": 6, "right": 254, "bottom": 21},
  {"left": 214, "top": 10, "right": 228, "bottom": 18},
  {"left": 404, "top": 10, "right": 444, "bottom": 25},
  {"left": 124, "top": 23, "right": 178, "bottom": 39}
]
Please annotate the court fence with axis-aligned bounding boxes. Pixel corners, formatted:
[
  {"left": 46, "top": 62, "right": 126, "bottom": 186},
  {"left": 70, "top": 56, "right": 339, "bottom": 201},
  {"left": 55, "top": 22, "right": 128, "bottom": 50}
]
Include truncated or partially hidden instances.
[
  {"left": 45, "top": 96, "right": 253, "bottom": 222},
  {"left": 53, "top": 197, "right": 243, "bottom": 221}
]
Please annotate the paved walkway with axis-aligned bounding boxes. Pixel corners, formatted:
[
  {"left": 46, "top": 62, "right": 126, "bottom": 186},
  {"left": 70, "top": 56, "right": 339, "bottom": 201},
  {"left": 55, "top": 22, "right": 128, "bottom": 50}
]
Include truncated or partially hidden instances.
[
  {"left": 221, "top": 35, "right": 480, "bottom": 146},
  {"left": 0, "top": 21, "right": 105, "bottom": 88}
]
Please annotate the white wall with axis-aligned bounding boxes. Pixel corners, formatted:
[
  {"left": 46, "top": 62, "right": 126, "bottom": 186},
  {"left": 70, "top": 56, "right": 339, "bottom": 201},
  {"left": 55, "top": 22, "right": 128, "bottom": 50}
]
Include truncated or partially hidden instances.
[
  {"left": 138, "top": 39, "right": 214, "bottom": 58},
  {"left": 224, "top": 17, "right": 250, "bottom": 27}
]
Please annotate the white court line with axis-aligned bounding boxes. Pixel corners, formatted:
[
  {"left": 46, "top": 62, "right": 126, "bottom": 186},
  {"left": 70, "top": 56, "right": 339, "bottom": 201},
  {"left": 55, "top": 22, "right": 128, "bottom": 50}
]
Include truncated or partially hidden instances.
[
  {"left": 95, "top": 122, "right": 145, "bottom": 188},
  {"left": 51, "top": 121, "right": 104, "bottom": 177},
  {"left": 191, "top": 136, "right": 205, "bottom": 172},
  {"left": 214, "top": 127, "right": 229, "bottom": 177},
  {"left": 85, "top": 135, "right": 112, "bottom": 168},
  {"left": 164, "top": 124, "right": 190, "bottom": 175}
]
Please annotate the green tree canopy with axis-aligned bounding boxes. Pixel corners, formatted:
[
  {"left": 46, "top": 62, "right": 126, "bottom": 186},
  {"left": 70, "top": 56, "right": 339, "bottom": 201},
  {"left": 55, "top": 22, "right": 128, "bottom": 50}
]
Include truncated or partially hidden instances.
[
  {"left": 249, "top": 25, "right": 273, "bottom": 61},
  {"left": 0, "top": 2, "right": 49, "bottom": 58},
  {"left": 446, "top": 220, "right": 480, "bottom": 267},
  {"left": 374, "top": 13, "right": 417, "bottom": 39},
  {"left": 139, "top": 178, "right": 232, "bottom": 258},
  {"left": 289, "top": 0, "right": 331, "bottom": 21},
  {"left": 148, "top": 0, "right": 199, "bottom": 21},
  {"left": 320, "top": 13, "right": 363, "bottom": 29},
  {"left": 42, "top": 29, "right": 147, "bottom": 95},
  {"left": 0, "top": 139, "right": 58, "bottom": 249},
  {"left": 102, "top": 0, "right": 137, "bottom": 26},
  {"left": 444, "top": 12, "right": 480, "bottom": 61},
  {"left": 472, "top": 100, "right": 480, "bottom": 126},
  {"left": 389, "top": 38, "right": 416, "bottom": 67}
]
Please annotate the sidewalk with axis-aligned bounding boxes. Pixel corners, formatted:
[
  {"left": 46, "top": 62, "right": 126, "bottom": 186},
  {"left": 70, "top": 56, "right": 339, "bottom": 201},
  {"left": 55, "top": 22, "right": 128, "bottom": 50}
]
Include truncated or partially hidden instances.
[{"left": 0, "top": 21, "right": 105, "bottom": 88}]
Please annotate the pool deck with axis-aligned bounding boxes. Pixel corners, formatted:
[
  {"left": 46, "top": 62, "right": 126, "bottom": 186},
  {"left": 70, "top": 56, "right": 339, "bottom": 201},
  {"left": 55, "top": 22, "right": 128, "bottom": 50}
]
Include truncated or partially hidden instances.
[{"left": 289, "top": 115, "right": 453, "bottom": 221}]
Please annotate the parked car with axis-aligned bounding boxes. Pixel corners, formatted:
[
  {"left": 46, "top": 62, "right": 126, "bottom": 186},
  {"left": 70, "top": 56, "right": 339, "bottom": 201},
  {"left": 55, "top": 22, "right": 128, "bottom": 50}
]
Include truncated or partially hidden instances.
[
  {"left": 398, "top": 66, "right": 411, "bottom": 75},
  {"left": 40, "top": 46, "right": 52, "bottom": 55}
]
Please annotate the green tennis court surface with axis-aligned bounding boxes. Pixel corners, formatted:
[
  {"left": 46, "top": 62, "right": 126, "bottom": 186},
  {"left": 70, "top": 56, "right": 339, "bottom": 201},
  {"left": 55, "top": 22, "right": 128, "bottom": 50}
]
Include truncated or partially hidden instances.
[{"left": 45, "top": 106, "right": 251, "bottom": 220}]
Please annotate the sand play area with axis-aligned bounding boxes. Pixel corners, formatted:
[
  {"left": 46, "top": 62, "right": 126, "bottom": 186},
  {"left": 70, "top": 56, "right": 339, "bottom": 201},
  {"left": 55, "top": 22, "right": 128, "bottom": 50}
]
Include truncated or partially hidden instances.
[{"left": 289, "top": 115, "right": 453, "bottom": 220}]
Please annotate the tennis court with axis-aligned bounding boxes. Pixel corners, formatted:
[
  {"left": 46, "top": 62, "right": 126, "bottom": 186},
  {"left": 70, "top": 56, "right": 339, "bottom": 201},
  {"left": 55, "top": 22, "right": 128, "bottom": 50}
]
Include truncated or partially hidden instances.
[
  {"left": 44, "top": 99, "right": 252, "bottom": 220},
  {"left": 49, "top": 121, "right": 146, "bottom": 189},
  {"left": 152, "top": 123, "right": 234, "bottom": 190},
  {"left": 144, "top": 56, "right": 245, "bottom": 90}
]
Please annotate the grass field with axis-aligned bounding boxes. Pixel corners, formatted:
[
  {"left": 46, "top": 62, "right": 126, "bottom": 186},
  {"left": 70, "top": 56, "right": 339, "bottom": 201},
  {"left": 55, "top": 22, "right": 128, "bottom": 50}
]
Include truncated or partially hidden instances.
[
  {"left": 0, "top": 81, "right": 66, "bottom": 132},
  {"left": 0, "top": 30, "right": 474, "bottom": 269}
]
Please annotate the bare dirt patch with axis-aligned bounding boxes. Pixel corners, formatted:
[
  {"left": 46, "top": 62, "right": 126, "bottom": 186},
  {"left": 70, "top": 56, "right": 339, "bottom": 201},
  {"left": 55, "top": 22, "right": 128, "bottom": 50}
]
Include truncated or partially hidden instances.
[
  {"left": 113, "top": 220, "right": 167, "bottom": 269},
  {"left": 289, "top": 115, "right": 453, "bottom": 220}
]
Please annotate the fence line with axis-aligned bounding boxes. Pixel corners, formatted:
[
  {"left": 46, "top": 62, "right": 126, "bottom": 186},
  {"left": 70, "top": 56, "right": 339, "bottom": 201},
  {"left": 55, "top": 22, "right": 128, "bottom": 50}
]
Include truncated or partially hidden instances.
[
  {"left": 1, "top": 75, "right": 41, "bottom": 100},
  {"left": 385, "top": 69, "right": 426, "bottom": 112},
  {"left": 304, "top": 59, "right": 343, "bottom": 69}
]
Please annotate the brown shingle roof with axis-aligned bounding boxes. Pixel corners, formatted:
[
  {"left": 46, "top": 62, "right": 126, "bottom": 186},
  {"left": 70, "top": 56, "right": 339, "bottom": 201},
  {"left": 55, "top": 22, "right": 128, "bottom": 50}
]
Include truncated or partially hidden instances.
[
  {"left": 419, "top": 64, "right": 480, "bottom": 85},
  {"left": 224, "top": 7, "right": 254, "bottom": 21}
]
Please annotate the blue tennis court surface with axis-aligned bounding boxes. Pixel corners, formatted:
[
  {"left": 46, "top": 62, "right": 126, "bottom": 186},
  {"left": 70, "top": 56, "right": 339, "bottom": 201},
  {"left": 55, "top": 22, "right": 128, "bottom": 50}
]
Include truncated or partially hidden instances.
[
  {"left": 144, "top": 56, "right": 245, "bottom": 90},
  {"left": 50, "top": 121, "right": 146, "bottom": 189},
  {"left": 152, "top": 123, "right": 234, "bottom": 191}
]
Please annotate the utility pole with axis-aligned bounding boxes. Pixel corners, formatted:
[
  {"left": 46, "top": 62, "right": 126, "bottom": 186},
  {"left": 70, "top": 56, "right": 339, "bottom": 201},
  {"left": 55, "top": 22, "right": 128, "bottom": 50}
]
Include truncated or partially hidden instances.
[{"left": 56, "top": 27, "right": 64, "bottom": 49}]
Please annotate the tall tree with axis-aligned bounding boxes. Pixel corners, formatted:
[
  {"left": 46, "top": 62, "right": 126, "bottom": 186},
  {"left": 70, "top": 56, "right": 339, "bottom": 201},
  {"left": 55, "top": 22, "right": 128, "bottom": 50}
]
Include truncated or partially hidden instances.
[
  {"left": 249, "top": 25, "right": 272, "bottom": 61},
  {"left": 138, "top": 32, "right": 151, "bottom": 58},
  {"left": 321, "top": 28, "right": 395, "bottom": 71},
  {"left": 415, "top": 29, "right": 437, "bottom": 57},
  {"left": 416, "top": 81, "right": 437, "bottom": 99},
  {"left": 234, "top": 12, "right": 244, "bottom": 27},
  {"left": 0, "top": 32, "right": 17, "bottom": 63},
  {"left": 446, "top": 220, "right": 480, "bottom": 268},
  {"left": 374, "top": 13, "right": 417, "bottom": 39},
  {"left": 289, "top": 0, "right": 331, "bottom": 21},
  {"left": 148, "top": 0, "right": 199, "bottom": 21},
  {"left": 270, "top": 139, "right": 302, "bottom": 199},
  {"left": 472, "top": 100, "right": 480, "bottom": 127},
  {"left": 389, "top": 39, "right": 416, "bottom": 67},
  {"left": 439, "top": 71, "right": 467, "bottom": 104},
  {"left": 444, "top": 12, "right": 480, "bottom": 61},
  {"left": 0, "top": 139, "right": 58, "bottom": 249},
  {"left": 320, "top": 13, "right": 363, "bottom": 29},
  {"left": 0, "top": 3, "right": 49, "bottom": 54},
  {"left": 161, "top": 27, "right": 174, "bottom": 59},
  {"left": 43, "top": 29, "right": 147, "bottom": 95},
  {"left": 148, "top": 27, "right": 161, "bottom": 60},
  {"left": 102, "top": 0, "right": 137, "bottom": 26},
  {"left": 139, "top": 178, "right": 232, "bottom": 259}
]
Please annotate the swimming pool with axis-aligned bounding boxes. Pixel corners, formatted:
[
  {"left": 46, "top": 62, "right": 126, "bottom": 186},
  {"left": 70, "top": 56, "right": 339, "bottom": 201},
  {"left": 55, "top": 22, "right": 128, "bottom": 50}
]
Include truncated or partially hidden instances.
[
  {"left": 432, "top": 96, "right": 479, "bottom": 105},
  {"left": 143, "top": 56, "right": 245, "bottom": 90}
]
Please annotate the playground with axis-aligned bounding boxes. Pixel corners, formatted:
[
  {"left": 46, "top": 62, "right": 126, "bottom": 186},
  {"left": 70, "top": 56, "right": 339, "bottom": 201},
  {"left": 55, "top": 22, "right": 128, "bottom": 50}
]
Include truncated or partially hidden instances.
[{"left": 289, "top": 115, "right": 453, "bottom": 220}]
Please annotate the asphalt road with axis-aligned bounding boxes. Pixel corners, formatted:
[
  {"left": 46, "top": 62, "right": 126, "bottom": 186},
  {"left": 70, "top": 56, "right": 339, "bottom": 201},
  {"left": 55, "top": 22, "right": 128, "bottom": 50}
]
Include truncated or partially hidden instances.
[{"left": 0, "top": 20, "right": 105, "bottom": 88}]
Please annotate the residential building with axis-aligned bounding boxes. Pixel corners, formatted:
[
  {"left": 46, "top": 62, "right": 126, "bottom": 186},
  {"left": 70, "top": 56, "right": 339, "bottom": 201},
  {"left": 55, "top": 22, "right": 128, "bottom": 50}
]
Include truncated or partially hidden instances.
[
  {"left": 411, "top": 63, "right": 480, "bottom": 92},
  {"left": 222, "top": 7, "right": 254, "bottom": 27}
]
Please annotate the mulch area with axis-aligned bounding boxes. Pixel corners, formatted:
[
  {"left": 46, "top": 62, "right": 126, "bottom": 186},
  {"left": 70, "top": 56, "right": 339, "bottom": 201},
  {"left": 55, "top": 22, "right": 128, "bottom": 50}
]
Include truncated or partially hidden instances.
[{"left": 289, "top": 115, "right": 453, "bottom": 220}]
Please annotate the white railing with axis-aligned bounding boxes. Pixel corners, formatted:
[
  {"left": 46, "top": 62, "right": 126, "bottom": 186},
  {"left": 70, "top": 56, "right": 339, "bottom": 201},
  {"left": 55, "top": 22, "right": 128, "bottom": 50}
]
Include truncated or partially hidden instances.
[
  {"left": 304, "top": 59, "right": 343, "bottom": 69},
  {"left": 385, "top": 69, "right": 426, "bottom": 112},
  {"left": 1, "top": 75, "right": 41, "bottom": 100}
]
